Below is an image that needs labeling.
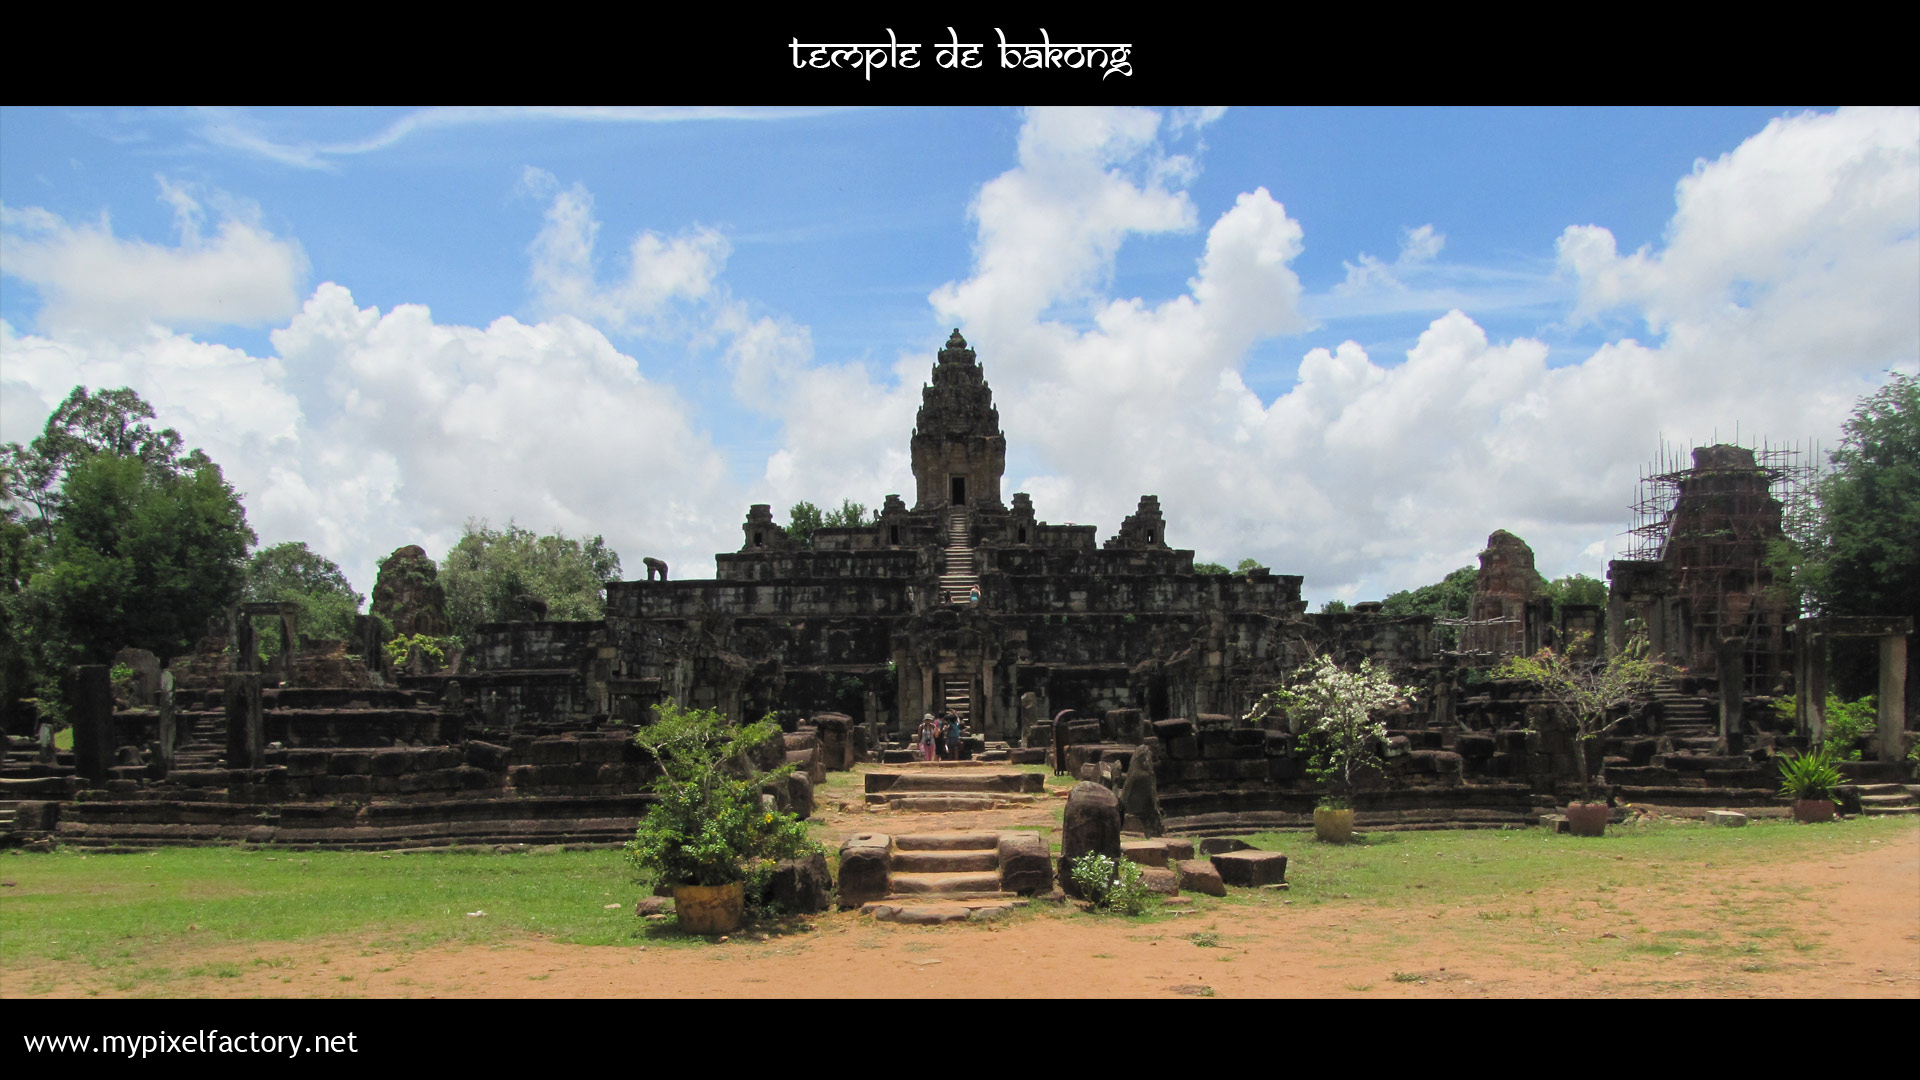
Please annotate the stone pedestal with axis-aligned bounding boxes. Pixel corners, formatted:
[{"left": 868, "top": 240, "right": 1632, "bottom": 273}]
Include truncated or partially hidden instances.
[
  {"left": 69, "top": 664, "right": 114, "bottom": 784},
  {"left": 224, "top": 672, "right": 264, "bottom": 769}
]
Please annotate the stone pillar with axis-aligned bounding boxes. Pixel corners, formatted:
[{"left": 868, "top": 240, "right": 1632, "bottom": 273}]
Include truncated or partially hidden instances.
[
  {"left": 70, "top": 664, "right": 114, "bottom": 785},
  {"left": 234, "top": 615, "right": 257, "bottom": 673},
  {"left": 1714, "top": 639, "right": 1744, "bottom": 746},
  {"left": 1803, "top": 635, "right": 1829, "bottom": 742},
  {"left": 979, "top": 663, "right": 994, "bottom": 738},
  {"left": 155, "top": 685, "right": 176, "bottom": 778},
  {"left": 1879, "top": 634, "right": 1908, "bottom": 763},
  {"left": 224, "top": 672, "right": 264, "bottom": 769}
]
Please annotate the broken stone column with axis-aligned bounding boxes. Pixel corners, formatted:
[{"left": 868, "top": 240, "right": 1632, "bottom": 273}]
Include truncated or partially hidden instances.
[
  {"left": 1880, "top": 633, "right": 1908, "bottom": 763},
  {"left": 1119, "top": 742, "right": 1164, "bottom": 837},
  {"left": 1059, "top": 781, "right": 1122, "bottom": 899},
  {"left": 154, "top": 679, "right": 176, "bottom": 778},
  {"left": 69, "top": 664, "right": 114, "bottom": 785},
  {"left": 1714, "top": 637, "right": 1744, "bottom": 747},
  {"left": 224, "top": 672, "right": 264, "bottom": 769}
]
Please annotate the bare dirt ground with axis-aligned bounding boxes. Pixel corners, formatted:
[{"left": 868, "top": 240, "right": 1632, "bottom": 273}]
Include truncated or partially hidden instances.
[{"left": 16, "top": 803, "right": 1917, "bottom": 999}]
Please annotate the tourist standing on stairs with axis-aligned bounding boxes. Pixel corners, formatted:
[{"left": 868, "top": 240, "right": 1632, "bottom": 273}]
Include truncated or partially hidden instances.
[
  {"left": 968, "top": 583, "right": 980, "bottom": 606},
  {"left": 945, "top": 710, "right": 963, "bottom": 760},
  {"left": 918, "top": 714, "right": 938, "bottom": 762}
]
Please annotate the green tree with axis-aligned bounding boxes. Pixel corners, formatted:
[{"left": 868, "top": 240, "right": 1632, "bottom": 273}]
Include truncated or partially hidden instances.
[
  {"left": 1236, "top": 558, "right": 1261, "bottom": 571},
  {"left": 1192, "top": 562, "right": 1230, "bottom": 575},
  {"left": 1320, "top": 599, "right": 1350, "bottom": 614},
  {"left": 439, "top": 520, "right": 622, "bottom": 639},
  {"left": 785, "top": 498, "right": 870, "bottom": 547},
  {"left": 1542, "top": 573, "right": 1609, "bottom": 634},
  {"left": 19, "top": 450, "right": 254, "bottom": 671},
  {"left": 1798, "top": 373, "right": 1919, "bottom": 617},
  {"left": 1, "top": 386, "right": 207, "bottom": 541},
  {"left": 1781, "top": 372, "right": 1919, "bottom": 708},
  {"left": 242, "top": 541, "right": 365, "bottom": 657},
  {"left": 1381, "top": 566, "right": 1478, "bottom": 647}
]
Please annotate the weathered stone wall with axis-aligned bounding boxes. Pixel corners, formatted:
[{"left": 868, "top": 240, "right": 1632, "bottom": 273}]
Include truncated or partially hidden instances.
[{"left": 714, "top": 549, "right": 927, "bottom": 583}]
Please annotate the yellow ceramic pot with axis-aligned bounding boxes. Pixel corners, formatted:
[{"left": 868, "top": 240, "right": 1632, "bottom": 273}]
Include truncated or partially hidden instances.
[
  {"left": 673, "top": 882, "right": 745, "bottom": 935},
  {"left": 1313, "top": 806, "right": 1355, "bottom": 844}
]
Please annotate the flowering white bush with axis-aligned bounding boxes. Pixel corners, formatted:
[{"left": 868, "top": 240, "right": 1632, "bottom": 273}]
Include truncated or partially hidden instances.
[
  {"left": 1068, "top": 852, "right": 1152, "bottom": 915},
  {"left": 1275, "top": 656, "right": 1408, "bottom": 808}
]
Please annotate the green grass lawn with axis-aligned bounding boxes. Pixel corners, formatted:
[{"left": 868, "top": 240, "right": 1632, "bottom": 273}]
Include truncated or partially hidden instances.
[
  {"left": 4, "top": 811, "right": 1909, "bottom": 996},
  {"left": 1232, "top": 813, "right": 1917, "bottom": 909},
  {"left": 0, "top": 846, "right": 651, "bottom": 979}
]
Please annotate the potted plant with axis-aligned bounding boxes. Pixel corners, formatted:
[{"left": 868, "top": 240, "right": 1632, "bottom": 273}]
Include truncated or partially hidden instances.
[
  {"left": 625, "top": 699, "right": 820, "bottom": 934},
  {"left": 1777, "top": 742, "right": 1845, "bottom": 823},
  {"left": 1497, "top": 632, "right": 1665, "bottom": 837},
  {"left": 1269, "top": 656, "right": 1408, "bottom": 843}
]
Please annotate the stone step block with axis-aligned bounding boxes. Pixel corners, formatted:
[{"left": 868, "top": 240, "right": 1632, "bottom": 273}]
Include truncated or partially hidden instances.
[
  {"left": 1174, "top": 859, "right": 1225, "bottom": 897},
  {"left": 894, "top": 831, "right": 1002, "bottom": 851},
  {"left": 1121, "top": 839, "right": 1169, "bottom": 867},
  {"left": 891, "top": 849, "right": 999, "bottom": 874},
  {"left": 1706, "top": 810, "right": 1748, "bottom": 827},
  {"left": 868, "top": 794, "right": 1001, "bottom": 812},
  {"left": 865, "top": 900, "right": 1017, "bottom": 924},
  {"left": 1209, "top": 850, "right": 1288, "bottom": 887},
  {"left": 864, "top": 768, "right": 1043, "bottom": 794},
  {"left": 887, "top": 870, "right": 1004, "bottom": 896}
]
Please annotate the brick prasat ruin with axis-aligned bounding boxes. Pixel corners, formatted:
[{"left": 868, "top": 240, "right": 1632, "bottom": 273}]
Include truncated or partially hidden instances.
[{"left": 2, "top": 332, "right": 1914, "bottom": 855}]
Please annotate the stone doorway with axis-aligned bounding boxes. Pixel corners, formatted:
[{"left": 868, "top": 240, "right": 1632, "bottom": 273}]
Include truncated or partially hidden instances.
[{"left": 950, "top": 475, "right": 967, "bottom": 505}]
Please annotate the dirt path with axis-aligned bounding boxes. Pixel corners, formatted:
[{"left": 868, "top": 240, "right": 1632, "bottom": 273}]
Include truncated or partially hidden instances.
[{"left": 18, "top": 821, "right": 1916, "bottom": 999}]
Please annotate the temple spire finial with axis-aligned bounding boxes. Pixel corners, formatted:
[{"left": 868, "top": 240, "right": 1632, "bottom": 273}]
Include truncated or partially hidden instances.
[{"left": 938, "top": 329, "right": 975, "bottom": 365}]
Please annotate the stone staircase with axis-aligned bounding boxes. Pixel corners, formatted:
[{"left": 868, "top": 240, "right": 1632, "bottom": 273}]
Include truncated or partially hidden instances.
[
  {"left": 942, "top": 681, "right": 971, "bottom": 726},
  {"left": 1854, "top": 783, "right": 1920, "bottom": 816},
  {"left": 174, "top": 711, "right": 228, "bottom": 769},
  {"left": 939, "top": 509, "right": 977, "bottom": 606},
  {"left": 888, "top": 831, "right": 1008, "bottom": 898},
  {"left": 1652, "top": 684, "right": 1718, "bottom": 750},
  {"left": 864, "top": 761, "right": 1045, "bottom": 811},
  {"left": 843, "top": 828, "right": 1053, "bottom": 923},
  {"left": 1606, "top": 683, "right": 1781, "bottom": 807}
]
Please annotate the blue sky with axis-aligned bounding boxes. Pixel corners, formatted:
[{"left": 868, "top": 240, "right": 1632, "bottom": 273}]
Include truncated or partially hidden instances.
[{"left": 3, "top": 106, "right": 1915, "bottom": 606}]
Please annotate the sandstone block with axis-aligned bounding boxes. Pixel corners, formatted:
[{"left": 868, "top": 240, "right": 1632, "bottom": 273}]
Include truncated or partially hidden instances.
[
  {"left": 997, "top": 831, "right": 1052, "bottom": 895},
  {"left": 1210, "top": 850, "right": 1288, "bottom": 887},
  {"left": 1138, "top": 866, "right": 1180, "bottom": 895},
  {"left": 837, "top": 833, "right": 892, "bottom": 909},
  {"left": 1175, "top": 859, "right": 1226, "bottom": 897}
]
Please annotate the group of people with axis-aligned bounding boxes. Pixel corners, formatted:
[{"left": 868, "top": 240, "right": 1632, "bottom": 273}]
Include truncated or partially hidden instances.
[{"left": 916, "top": 710, "right": 967, "bottom": 761}]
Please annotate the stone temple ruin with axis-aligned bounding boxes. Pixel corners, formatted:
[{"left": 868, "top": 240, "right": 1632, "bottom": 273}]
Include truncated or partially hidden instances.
[{"left": 2, "top": 331, "right": 1915, "bottom": 859}]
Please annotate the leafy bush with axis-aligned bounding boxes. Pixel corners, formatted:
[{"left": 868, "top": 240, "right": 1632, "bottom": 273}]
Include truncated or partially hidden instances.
[
  {"left": 1777, "top": 742, "right": 1846, "bottom": 804},
  {"left": 1823, "top": 694, "right": 1877, "bottom": 748},
  {"left": 1771, "top": 693, "right": 1878, "bottom": 759},
  {"left": 624, "top": 700, "right": 819, "bottom": 890},
  {"left": 382, "top": 634, "right": 448, "bottom": 670},
  {"left": 1068, "top": 852, "right": 1152, "bottom": 915}
]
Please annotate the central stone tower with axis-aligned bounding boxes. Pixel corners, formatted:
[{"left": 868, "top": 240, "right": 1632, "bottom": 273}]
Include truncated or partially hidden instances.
[{"left": 911, "top": 329, "right": 1006, "bottom": 512}]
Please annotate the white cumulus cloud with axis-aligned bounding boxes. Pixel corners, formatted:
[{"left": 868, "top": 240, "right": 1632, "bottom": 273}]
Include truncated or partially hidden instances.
[{"left": 1, "top": 177, "right": 307, "bottom": 340}]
